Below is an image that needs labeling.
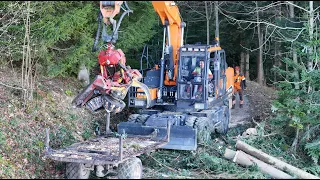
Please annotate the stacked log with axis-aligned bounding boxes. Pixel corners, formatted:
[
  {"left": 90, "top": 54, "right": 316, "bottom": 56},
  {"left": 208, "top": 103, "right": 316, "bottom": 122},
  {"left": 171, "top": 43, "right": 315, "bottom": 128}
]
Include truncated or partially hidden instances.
[
  {"left": 235, "top": 140, "right": 319, "bottom": 179},
  {"left": 223, "top": 140, "right": 320, "bottom": 179},
  {"left": 224, "top": 148, "right": 293, "bottom": 179}
]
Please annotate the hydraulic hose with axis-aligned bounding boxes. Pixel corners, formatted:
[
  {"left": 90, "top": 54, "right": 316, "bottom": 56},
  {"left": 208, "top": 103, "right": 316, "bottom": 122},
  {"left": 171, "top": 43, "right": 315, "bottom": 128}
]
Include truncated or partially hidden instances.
[
  {"left": 109, "top": 8, "right": 133, "bottom": 43},
  {"left": 92, "top": 12, "right": 103, "bottom": 52}
]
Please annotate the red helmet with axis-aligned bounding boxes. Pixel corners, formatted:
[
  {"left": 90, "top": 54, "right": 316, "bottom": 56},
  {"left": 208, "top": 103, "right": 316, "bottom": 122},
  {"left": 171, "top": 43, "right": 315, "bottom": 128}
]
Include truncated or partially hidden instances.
[{"left": 235, "top": 66, "right": 240, "bottom": 71}]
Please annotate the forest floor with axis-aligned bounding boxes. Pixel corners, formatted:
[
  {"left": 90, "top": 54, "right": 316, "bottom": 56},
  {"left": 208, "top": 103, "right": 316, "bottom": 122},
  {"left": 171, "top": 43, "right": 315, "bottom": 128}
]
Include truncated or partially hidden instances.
[
  {"left": 230, "top": 80, "right": 277, "bottom": 128},
  {"left": 0, "top": 66, "right": 316, "bottom": 179}
]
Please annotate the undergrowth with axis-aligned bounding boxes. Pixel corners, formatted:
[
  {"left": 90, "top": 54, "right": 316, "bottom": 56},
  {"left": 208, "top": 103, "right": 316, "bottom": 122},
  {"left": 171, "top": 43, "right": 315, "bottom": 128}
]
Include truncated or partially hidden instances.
[
  {"left": 140, "top": 120, "right": 319, "bottom": 179},
  {"left": 0, "top": 74, "right": 105, "bottom": 178},
  {"left": 0, "top": 65, "right": 318, "bottom": 179}
]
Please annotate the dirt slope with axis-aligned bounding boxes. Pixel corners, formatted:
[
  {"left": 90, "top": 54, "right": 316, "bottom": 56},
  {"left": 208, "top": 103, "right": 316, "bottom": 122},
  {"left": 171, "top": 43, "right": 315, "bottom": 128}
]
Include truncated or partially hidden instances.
[{"left": 230, "top": 80, "right": 277, "bottom": 128}]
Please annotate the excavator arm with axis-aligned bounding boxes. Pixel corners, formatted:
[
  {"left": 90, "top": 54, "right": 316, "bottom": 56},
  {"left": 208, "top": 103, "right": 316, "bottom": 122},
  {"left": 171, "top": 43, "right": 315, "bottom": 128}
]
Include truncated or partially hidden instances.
[
  {"left": 151, "top": 1, "right": 185, "bottom": 103},
  {"left": 72, "top": 1, "right": 153, "bottom": 114},
  {"left": 152, "top": 1, "right": 185, "bottom": 86},
  {"left": 73, "top": 1, "right": 186, "bottom": 113}
]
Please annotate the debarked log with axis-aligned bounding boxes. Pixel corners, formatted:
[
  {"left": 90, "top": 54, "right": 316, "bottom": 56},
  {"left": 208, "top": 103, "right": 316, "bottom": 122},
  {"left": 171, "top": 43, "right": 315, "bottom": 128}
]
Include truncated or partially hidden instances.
[
  {"left": 236, "top": 140, "right": 320, "bottom": 179},
  {"left": 224, "top": 148, "right": 236, "bottom": 160},
  {"left": 233, "top": 150, "right": 293, "bottom": 179}
]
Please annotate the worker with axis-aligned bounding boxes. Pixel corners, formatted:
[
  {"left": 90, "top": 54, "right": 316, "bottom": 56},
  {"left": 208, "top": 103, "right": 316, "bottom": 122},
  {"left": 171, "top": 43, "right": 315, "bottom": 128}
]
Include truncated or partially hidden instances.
[
  {"left": 212, "top": 37, "right": 219, "bottom": 47},
  {"left": 232, "top": 66, "right": 246, "bottom": 108},
  {"left": 191, "top": 60, "right": 213, "bottom": 99}
]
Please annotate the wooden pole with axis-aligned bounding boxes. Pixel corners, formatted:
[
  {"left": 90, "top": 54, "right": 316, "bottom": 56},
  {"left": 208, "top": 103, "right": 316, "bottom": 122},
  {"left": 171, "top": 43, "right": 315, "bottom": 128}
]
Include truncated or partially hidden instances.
[{"left": 236, "top": 140, "right": 320, "bottom": 179}]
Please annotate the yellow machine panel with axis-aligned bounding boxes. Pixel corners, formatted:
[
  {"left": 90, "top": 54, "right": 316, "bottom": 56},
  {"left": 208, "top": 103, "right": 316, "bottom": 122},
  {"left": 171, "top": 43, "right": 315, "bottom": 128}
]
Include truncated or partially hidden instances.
[{"left": 136, "top": 88, "right": 158, "bottom": 100}]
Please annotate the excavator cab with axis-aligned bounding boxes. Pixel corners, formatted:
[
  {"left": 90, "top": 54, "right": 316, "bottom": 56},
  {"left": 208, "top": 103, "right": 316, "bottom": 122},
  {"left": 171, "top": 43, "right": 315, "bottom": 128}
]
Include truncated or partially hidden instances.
[
  {"left": 177, "top": 45, "right": 210, "bottom": 106},
  {"left": 177, "top": 45, "right": 233, "bottom": 111}
]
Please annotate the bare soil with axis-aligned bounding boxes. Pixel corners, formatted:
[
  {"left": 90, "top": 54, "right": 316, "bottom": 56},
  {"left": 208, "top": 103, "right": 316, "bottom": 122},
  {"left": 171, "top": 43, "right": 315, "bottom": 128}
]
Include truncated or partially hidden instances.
[{"left": 230, "top": 81, "right": 277, "bottom": 128}]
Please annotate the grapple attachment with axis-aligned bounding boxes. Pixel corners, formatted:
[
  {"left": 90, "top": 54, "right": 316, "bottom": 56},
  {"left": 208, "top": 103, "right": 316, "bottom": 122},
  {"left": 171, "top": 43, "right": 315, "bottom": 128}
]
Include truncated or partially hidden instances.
[
  {"left": 71, "top": 75, "right": 152, "bottom": 114},
  {"left": 130, "top": 79, "right": 152, "bottom": 109}
]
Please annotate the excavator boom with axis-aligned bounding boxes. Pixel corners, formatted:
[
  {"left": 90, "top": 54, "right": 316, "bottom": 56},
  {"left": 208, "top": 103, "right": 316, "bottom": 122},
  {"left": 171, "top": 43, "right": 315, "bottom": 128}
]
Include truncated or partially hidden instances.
[{"left": 152, "top": 1, "right": 184, "bottom": 86}]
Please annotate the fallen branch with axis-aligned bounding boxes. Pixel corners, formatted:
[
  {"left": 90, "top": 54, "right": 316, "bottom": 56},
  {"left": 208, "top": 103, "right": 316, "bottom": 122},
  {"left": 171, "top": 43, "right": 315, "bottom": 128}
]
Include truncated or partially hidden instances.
[
  {"left": 236, "top": 140, "right": 320, "bottom": 179},
  {"left": 262, "top": 133, "right": 277, "bottom": 137},
  {"left": 146, "top": 154, "right": 178, "bottom": 172},
  {"left": 49, "top": 46, "right": 73, "bottom": 51},
  {"left": 0, "top": 82, "right": 26, "bottom": 91}
]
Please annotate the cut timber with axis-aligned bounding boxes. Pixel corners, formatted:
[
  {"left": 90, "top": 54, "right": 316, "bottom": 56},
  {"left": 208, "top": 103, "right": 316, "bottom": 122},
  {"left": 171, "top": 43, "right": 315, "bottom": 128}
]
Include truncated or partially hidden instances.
[
  {"left": 224, "top": 148, "right": 236, "bottom": 160},
  {"left": 236, "top": 140, "right": 320, "bottom": 179},
  {"left": 233, "top": 150, "right": 293, "bottom": 179}
]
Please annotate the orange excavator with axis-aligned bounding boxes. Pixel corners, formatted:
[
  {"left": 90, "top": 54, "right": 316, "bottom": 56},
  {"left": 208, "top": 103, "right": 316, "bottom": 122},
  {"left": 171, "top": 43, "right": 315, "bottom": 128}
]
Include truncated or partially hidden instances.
[{"left": 72, "top": 1, "right": 235, "bottom": 151}]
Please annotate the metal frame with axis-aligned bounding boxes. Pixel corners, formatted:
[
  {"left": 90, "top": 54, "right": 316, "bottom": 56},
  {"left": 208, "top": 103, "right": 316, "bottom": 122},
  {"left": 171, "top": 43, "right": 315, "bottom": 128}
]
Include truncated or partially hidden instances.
[
  {"left": 176, "top": 45, "right": 210, "bottom": 107},
  {"left": 44, "top": 120, "right": 171, "bottom": 166}
]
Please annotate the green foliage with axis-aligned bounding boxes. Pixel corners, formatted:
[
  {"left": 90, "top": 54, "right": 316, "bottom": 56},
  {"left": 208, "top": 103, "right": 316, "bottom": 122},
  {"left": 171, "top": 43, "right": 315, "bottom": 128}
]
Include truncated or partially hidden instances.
[
  {"left": 2, "top": 1, "right": 157, "bottom": 77},
  {"left": 116, "top": 1, "right": 157, "bottom": 51},
  {"left": 305, "top": 138, "right": 320, "bottom": 165},
  {"left": 81, "top": 128, "right": 92, "bottom": 141},
  {"left": 304, "top": 165, "right": 320, "bottom": 177},
  {"left": 64, "top": 89, "right": 73, "bottom": 96},
  {"left": 0, "top": 155, "right": 15, "bottom": 178},
  {"left": 271, "top": 19, "right": 320, "bottom": 164}
]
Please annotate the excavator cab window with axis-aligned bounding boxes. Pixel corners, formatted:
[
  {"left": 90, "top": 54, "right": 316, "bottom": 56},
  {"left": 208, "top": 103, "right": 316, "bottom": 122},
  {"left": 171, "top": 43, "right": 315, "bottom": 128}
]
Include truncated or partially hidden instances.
[
  {"left": 178, "top": 54, "right": 206, "bottom": 100},
  {"left": 209, "top": 50, "right": 227, "bottom": 98}
]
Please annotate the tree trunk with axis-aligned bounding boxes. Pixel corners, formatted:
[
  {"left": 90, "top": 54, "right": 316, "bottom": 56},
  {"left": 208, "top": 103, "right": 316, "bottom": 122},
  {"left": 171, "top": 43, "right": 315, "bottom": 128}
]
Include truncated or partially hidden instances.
[
  {"left": 273, "top": 4, "right": 281, "bottom": 85},
  {"left": 290, "top": 128, "right": 300, "bottom": 153},
  {"left": 289, "top": 1, "right": 302, "bottom": 148},
  {"left": 240, "top": 52, "right": 245, "bottom": 73},
  {"left": 289, "top": 1, "right": 299, "bottom": 90},
  {"left": 233, "top": 150, "right": 293, "bottom": 179},
  {"left": 256, "top": 1, "right": 265, "bottom": 85},
  {"left": 215, "top": 1, "right": 219, "bottom": 40},
  {"left": 258, "top": 32, "right": 264, "bottom": 85},
  {"left": 274, "top": 41, "right": 278, "bottom": 83},
  {"left": 235, "top": 140, "right": 320, "bottom": 179},
  {"left": 205, "top": 1, "right": 209, "bottom": 45},
  {"left": 245, "top": 52, "right": 250, "bottom": 80},
  {"left": 21, "top": 1, "right": 34, "bottom": 105},
  {"left": 306, "top": 1, "right": 314, "bottom": 142}
]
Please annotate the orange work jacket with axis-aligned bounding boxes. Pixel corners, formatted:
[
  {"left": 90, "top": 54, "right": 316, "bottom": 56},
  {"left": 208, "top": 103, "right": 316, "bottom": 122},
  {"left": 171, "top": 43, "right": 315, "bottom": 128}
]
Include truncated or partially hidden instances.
[{"left": 234, "top": 73, "right": 245, "bottom": 91}]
